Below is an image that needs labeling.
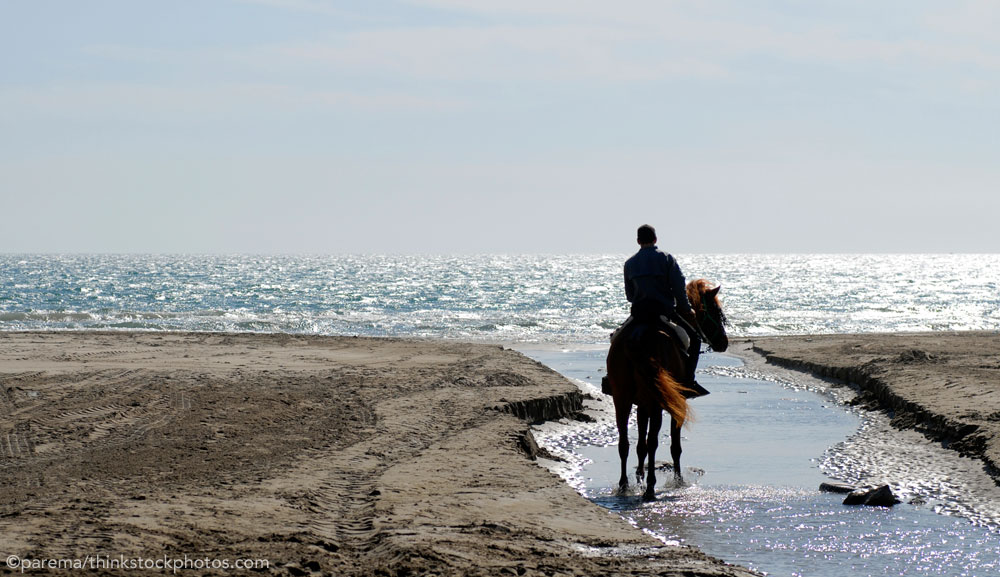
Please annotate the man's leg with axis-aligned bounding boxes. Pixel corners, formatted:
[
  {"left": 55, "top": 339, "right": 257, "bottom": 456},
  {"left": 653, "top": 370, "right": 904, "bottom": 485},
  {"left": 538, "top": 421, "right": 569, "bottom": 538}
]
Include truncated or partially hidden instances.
[
  {"left": 683, "top": 332, "right": 710, "bottom": 398},
  {"left": 686, "top": 332, "right": 701, "bottom": 384}
]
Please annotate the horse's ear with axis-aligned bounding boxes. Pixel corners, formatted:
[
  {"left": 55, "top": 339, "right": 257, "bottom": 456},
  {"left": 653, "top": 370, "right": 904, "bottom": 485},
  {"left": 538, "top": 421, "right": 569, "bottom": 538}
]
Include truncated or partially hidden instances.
[{"left": 708, "top": 285, "right": 721, "bottom": 297}]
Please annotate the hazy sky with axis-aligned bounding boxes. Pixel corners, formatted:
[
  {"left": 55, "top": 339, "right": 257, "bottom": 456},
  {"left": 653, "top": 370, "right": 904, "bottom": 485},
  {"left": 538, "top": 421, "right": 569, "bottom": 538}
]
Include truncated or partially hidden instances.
[{"left": 3, "top": 1, "right": 998, "bottom": 254}]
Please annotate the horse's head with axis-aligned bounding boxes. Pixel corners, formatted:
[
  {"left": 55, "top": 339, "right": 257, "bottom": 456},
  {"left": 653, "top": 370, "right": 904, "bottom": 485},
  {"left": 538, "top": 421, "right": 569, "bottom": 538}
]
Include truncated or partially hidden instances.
[{"left": 687, "top": 279, "right": 729, "bottom": 352}]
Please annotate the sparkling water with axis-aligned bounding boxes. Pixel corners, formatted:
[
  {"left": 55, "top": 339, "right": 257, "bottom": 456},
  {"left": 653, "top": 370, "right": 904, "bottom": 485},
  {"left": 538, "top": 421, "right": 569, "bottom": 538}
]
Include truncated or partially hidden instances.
[
  {"left": 526, "top": 348, "right": 1000, "bottom": 577},
  {"left": 2, "top": 254, "right": 999, "bottom": 340}
]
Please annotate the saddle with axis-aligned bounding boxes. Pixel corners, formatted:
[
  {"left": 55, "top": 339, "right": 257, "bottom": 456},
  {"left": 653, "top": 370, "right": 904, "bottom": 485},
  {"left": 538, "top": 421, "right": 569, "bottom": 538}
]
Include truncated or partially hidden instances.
[
  {"left": 603, "top": 314, "right": 710, "bottom": 399},
  {"left": 609, "top": 314, "right": 690, "bottom": 353}
]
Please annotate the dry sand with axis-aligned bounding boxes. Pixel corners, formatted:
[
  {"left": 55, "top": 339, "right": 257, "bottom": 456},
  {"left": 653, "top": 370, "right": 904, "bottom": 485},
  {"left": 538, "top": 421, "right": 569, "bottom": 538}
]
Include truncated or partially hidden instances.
[
  {"left": 742, "top": 332, "right": 1000, "bottom": 486},
  {"left": 0, "top": 332, "right": 756, "bottom": 577}
]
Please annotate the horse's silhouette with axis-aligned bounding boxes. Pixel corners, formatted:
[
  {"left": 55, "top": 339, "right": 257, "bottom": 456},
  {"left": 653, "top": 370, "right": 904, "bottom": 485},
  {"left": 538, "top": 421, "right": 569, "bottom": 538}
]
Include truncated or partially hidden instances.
[{"left": 606, "top": 279, "right": 729, "bottom": 500}]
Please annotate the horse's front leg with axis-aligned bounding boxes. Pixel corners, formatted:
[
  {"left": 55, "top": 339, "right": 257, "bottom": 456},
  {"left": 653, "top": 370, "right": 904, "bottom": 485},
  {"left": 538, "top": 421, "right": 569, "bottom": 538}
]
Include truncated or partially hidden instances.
[
  {"left": 643, "top": 409, "right": 663, "bottom": 501},
  {"left": 670, "top": 417, "right": 683, "bottom": 480},
  {"left": 635, "top": 406, "right": 649, "bottom": 485},
  {"left": 616, "top": 404, "right": 631, "bottom": 493}
]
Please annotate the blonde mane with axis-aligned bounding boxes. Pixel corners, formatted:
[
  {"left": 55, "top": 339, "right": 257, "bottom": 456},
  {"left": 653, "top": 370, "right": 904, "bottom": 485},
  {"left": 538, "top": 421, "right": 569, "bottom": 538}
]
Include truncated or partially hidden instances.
[{"left": 686, "top": 278, "right": 716, "bottom": 312}]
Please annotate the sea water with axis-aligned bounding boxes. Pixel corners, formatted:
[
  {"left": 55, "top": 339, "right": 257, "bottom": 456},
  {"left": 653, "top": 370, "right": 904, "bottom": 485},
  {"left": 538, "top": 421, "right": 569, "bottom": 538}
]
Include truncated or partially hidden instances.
[
  {"left": 3, "top": 253, "right": 1000, "bottom": 575},
  {"left": 2, "top": 254, "right": 999, "bottom": 339}
]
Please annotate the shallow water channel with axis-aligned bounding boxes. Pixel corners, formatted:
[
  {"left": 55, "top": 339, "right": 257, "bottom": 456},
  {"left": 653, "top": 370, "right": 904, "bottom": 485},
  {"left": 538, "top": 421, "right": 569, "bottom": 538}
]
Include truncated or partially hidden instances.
[{"left": 519, "top": 346, "right": 1000, "bottom": 577}]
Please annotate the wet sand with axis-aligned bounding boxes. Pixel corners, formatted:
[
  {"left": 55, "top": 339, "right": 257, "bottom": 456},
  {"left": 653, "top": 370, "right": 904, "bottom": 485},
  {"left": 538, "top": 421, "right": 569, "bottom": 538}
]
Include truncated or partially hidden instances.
[
  {"left": 0, "top": 332, "right": 755, "bottom": 577},
  {"left": 739, "top": 332, "right": 1000, "bottom": 486}
]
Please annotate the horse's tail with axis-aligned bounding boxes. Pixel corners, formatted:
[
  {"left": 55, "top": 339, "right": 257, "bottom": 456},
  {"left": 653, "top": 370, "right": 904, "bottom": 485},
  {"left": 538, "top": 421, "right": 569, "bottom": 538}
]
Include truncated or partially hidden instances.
[
  {"left": 651, "top": 358, "right": 690, "bottom": 427},
  {"left": 624, "top": 327, "right": 692, "bottom": 425}
]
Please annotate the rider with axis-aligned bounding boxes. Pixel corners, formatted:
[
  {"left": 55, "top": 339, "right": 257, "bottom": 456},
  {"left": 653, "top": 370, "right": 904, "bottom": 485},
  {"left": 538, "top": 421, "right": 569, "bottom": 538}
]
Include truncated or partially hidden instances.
[{"left": 623, "top": 224, "right": 706, "bottom": 396}]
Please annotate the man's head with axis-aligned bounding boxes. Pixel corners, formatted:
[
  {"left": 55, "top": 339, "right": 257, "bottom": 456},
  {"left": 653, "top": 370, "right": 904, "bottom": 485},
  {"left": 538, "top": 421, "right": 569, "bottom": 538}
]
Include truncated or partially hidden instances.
[{"left": 637, "top": 224, "right": 657, "bottom": 246}]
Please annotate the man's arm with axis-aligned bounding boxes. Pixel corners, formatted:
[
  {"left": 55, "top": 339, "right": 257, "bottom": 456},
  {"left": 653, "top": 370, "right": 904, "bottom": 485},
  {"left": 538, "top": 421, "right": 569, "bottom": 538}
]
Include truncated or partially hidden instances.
[
  {"left": 624, "top": 265, "right": 635, "bottom": 303},
  {"left": 667, "top": 256, "right": 694, "bottom": 319}
]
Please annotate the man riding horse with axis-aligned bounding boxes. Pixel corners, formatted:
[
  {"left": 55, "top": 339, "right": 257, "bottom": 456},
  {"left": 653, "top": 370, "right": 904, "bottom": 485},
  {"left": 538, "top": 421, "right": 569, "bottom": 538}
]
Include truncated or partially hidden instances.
[
  {"left": 606, "top": 225, "right": 728, "bottom": 499},
  {"left": 622, "top": 224, "right": 707, "bottom": 396}
]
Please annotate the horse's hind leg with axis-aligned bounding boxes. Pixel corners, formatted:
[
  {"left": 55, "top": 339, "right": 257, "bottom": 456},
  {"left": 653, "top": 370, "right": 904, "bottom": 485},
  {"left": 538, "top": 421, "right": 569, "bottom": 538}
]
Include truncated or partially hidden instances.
[
  {"left": 616, "top": 404, "right": 631, "bottom": 493},
  {"left": 635, "top": 406, "right": 649, "bottom": 484},
  {"left": 642, "top": 409, "right": 663, "bottom": 501},
  {"left": 670, "top": 417, "right": 683, "bottom": 480}
]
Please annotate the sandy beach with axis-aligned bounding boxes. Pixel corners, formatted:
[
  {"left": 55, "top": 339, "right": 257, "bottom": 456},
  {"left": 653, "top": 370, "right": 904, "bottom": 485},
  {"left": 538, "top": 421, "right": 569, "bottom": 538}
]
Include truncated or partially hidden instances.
[{"left": 0, "top": 332, "right": 755, "bottom": 577}]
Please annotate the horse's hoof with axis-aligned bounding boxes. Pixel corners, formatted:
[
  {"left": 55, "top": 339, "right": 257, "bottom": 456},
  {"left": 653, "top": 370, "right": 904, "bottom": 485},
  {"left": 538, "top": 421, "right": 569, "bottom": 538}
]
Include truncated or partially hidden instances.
[{"left": 642, "top": 490, "right": 657, "bottom": 502}]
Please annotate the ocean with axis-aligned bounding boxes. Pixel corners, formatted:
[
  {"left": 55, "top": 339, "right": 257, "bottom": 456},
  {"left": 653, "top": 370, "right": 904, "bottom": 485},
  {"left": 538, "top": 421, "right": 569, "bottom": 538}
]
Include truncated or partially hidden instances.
[{"left": 2, "top": 253, "right": 999, "bottom": 339}]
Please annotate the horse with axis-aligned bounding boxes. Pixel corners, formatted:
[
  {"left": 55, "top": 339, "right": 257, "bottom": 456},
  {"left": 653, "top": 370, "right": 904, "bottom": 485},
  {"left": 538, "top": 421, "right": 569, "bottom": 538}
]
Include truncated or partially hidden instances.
[{"left": 605, "top": 279, "right": 729, "bottom": 501}]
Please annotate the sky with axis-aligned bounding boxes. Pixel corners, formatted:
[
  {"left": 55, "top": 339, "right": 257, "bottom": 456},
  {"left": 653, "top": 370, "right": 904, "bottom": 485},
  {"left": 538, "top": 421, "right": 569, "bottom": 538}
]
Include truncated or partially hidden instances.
[{"left": 2, "top": 0, "right": 998, "bottom": 254}]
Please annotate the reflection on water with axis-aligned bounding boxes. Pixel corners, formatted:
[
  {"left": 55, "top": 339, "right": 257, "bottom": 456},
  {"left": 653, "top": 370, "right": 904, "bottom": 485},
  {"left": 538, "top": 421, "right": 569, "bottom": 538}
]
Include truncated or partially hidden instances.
[
  {"left": 523, "top": 347, "right": 1000, "bottom": 577},
  {"left": 589, "top": 483, "right": 998, "bottom": 576}
]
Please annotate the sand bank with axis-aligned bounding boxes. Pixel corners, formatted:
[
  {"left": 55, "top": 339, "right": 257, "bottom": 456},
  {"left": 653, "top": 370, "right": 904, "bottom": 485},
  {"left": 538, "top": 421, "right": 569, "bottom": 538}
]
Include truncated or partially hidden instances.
[
  {"left": 740, "top": 332, "right": 1000, "bottom": 486},
  {"left": 0, "top": 332, "right": 755, "bottom": 577}
]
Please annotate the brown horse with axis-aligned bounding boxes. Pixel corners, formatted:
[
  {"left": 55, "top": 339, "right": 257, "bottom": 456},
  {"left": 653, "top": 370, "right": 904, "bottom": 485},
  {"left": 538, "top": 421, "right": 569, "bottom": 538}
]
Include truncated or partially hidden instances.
[{"left": 606, "top": 279, "right": 729, "bottom": 500}]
